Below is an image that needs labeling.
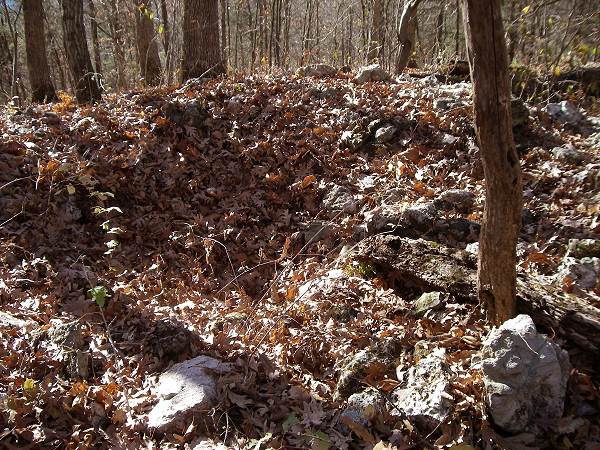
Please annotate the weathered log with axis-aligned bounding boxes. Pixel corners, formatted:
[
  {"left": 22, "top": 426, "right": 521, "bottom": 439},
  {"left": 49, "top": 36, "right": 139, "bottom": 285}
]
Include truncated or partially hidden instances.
[
  {"left": 555, "top": 63, "right": 600, "bottom": 87},
  {"left": 352, "top": 235, "right": 600, "bottom": 360}
]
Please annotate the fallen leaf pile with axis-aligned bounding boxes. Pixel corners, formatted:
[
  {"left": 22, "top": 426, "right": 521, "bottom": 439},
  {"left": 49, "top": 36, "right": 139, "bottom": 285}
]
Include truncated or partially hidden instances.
[{"left": 0, "top": 73, "right": 599, "bottom": 449}]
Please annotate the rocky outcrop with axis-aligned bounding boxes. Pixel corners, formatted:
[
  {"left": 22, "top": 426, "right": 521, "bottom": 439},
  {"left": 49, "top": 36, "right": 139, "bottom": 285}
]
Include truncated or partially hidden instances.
[
  {"left": 391, "top": 348, "right": 453, "bottom": 430},
  {"left": 354, "top": 64, "right": 391, "bottom": 83},
  {"left": 480, "top": 315, "right": 570, "bottom": 433},
  {"left": 296, "top": 64, "right": 337, "bottom": 78}
]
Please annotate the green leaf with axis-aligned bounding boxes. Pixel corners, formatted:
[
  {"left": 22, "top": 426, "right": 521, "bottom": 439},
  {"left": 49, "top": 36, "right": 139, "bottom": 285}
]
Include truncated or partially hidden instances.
[
  {"left": 89, "top": 285, "right": 111, "bottom": 308},
  {"left": 311, "top": 431, "right": 331, "bottom": 450},
  {"left": 522, "top": 5, "right": 531, "bottom": 14},
  {"left": 282, "top": 413, "right": 300, "bottom": 431},
  {"left": 158, "top": 23, "right": 164, "bottom": 34}
]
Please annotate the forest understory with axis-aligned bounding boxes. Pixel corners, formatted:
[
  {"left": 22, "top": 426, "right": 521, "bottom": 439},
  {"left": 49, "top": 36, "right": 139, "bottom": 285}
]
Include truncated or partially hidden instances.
[{"left": 1, "top": 71, "right": 600, "bottom": 449}]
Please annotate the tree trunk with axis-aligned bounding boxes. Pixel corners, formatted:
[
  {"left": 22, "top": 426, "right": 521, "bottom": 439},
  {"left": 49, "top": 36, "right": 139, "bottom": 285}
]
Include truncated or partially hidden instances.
[
  {"left": 462, "top": 0, "right": 522, "bottom": 324},
  {"left": 395, "top": 0, "right": 421, "bottom": 74},
  {"left": 23, "top": 0, "right": 57, "bottom": 102},
  {"left": 159, "top": 0, "right": 172, "bottom": 85},
  {"left": 135, "top": 2, "right": 162, "bottom": 86},
  {"left": 108, "top": 0, "right": 126, "bottom": 90},
  {"left": 368, "top": 0, "right": 384, "bottom": 62},
  {"left": 88, "top": 0, "right": 102, "bottom": 76},
  {"left": 182, "top": 0, "right": 225, "bottom": 80},
  {"left": 61, "top": 0, "right": 101, "bottom": 103}
]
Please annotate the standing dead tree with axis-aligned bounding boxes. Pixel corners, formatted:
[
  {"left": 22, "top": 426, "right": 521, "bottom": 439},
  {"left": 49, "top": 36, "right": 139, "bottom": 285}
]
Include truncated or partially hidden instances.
[
  {"left": 395, "top": 0, "right": 421, "bottom": 73},
  {"left": 462, "top": 0, "right": 522, "bottom": 324}
]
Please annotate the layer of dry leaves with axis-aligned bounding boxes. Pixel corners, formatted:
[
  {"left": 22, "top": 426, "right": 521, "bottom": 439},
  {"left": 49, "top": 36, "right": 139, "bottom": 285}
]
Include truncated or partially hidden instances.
[{"left": 1, "top": 72, "right": 599, "bottom": 449}]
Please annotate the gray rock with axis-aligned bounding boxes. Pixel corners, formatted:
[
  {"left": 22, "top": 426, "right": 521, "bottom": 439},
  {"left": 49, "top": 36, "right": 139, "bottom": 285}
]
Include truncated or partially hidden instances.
[
  {"left": 420, "top": 74, "right": 440, "bottom": 86},
  {"left": 391, "top": 348, "right": 453, "bottom": 430},
  {"left": 147, "top": 355, "right": 230, "bottom": 432},
  {"left": 322, "top": 185, "right": 356, "bottom": 213},
  {"left": 434, "top": 218, "right": 480, "bottom": 243},
  {"left": 354, "top": 64, "right": 391, "bottom": 83},
  {"left": 303, "top": 220, "right": 336, "bottom": 243},
  {"left": 334, "top": 339, "right": 402, "bottom": 400},
  {"left": 339, "top": 129, "right": 366, "bottom": 150},
  {"left": 567, "top": 239, "right": 600, "bottom": 259},
  {"left": 295, "top": 64, "right": 337, "bottom": 78},
  {"left": 551, "top": 145, "right": 584, "bottom": 164},
  {"left": 586, "top": 132, "right": 600, "bottom": 150},
  {"left": 341, "top": 388, "right": 385, "bottom": 426},
  {"left": 403, "top": 203, "right": 438, "bottom": 231},
  {"left": 374, "top": 125, "right": 397, "bottom": 144},
  {"left": 522, "top": 208, "right": 536, "bottom": 225},
  {"left": 511, "top": 98, "right": 530, "bottom": 128},
  {"left": 556, "top": 256, "right": 599, "bottom": 289},
  {"left": 48, "top": 321, "right": 89, "bottom": 379},
  {"left": 363, "top": 205, "right": 405, "bottom": 234},
  {"left": 434, "top": 189, "right": 475, "bottom": 213},
  {"left": 433, "top": 97, "right": 454, "bottom": 111},
  {"left": 0, "top": 312, "right": 37, "bottom": 328},
  {"left": 544, "top": 101, "right": 584, "bottom": 126},
  {"left": 411, "top": 291, "right": 444, "bottom": 317},
  {"left": 49, "top": 321, "right": 84, "bottom": 350},
  {"left": 41, "top": 111, "right": 60, "bottom": 125},
  {"left": 480, "top": 314, "right": 570, "bottom": 433}
]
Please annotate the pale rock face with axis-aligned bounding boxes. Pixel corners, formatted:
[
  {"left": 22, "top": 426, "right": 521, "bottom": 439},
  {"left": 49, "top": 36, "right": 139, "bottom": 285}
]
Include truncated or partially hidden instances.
[
  {"left": 391, "top": 348, "right": 453, "bottom": 430},
  {"left": 322, "top": 184, "right": 357, "bottom": 214},
  {"left": 147, "top": 355, "right": 230, "bottom": 432},
  {"left": 295, "top": 64, "right": 337, "bottom": 78},
  {"left": 556, "top": 256, "right": 600, "bottom": 290},
  {"left": 354, "top": 64, "right": 391, "bottom": 83},
  {"left": 480, "top": 315, "right": 570, "bottom": 433},
  {"left": 544, "top": 101, "right": 584, "bottom": 126}
]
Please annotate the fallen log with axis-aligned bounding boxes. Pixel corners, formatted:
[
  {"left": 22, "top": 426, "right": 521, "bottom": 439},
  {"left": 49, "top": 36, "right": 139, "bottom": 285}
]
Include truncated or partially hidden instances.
[{"left": 351, "top": 235, "right": 600, "bottom": 363}]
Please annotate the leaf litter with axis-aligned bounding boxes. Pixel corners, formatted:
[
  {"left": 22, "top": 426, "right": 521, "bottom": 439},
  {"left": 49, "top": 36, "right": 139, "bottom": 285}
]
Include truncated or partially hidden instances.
[{"left": 0, "top": 73, "right": 599, "bottom": 449}]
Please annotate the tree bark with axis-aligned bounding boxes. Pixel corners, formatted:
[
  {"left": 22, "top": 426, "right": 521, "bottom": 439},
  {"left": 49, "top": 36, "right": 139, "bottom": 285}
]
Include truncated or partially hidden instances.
[
  {"left": 368, "top": 0, "right": 384, "bottom": 63},
  {"left": 159, "top": 0, "right": 172, "bottom": 85},
  {"left": 135, "top": 2, "right": 162, "bottom": 86},
  {"left": 395, "top": 0, "right": 421, "bottom": 74},
  {"left": 61, "top": 0, "right": 101, "bottom": 103},
  {"left": 23, "top": 0, "right": 57, "bottom": 102},
  {"left": 108, "top": 0, "right": 126, "bottom": 90},
  {"left": 182, "top": 0, "right": 225, "bottom": 80},
  {"left": 462, "top": 0, "right": 522, "bottom": 324},
  {"left": 88, "top": 0, "right": 102, "bottom": 76}
]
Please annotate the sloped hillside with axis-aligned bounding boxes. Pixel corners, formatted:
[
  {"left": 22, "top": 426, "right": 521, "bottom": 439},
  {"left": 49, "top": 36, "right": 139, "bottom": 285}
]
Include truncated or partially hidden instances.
[{"left": 1, "top": 72, "right": 599, "bottom": 449}]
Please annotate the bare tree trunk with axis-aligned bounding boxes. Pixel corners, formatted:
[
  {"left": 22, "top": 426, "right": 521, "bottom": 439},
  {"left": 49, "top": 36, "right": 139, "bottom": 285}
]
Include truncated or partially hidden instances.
[
  {"left": 220, "top": 0, "right": 228, "bottom": 68},
  {"left": 395, "top": 0, "right": 421, "bottom": 74},
  {"left": 61, "top": 0, "right": 101, "bottom": 103},
  {"left": 1, "top": 0, "right": 22, "bottom": 100},
  {"left": 88, "top": 0, "right": 102, "bottom": 76},
  {"left": 462, "top": 0, "right": 522, "bottom": 324},
  {"left": 135, "top": 2, "right": 162, "bottom": 86},
  {"left": 368, "top": 0, "right": 384, "bottom": 62},
  {"left": 23, "top": 0, "right": 57, "bottom": 102},
  {"left": 160, "top": 0, "right": 172, "bottom": 85},
  {"left": 182, "top": 0, "right": 224, "bottom": 80},
  {"left": 435, "top": 2, "right": 445, "bottom": 62},
  {"left": 108, "top": 0, "right": 126, "bottom": 90}
]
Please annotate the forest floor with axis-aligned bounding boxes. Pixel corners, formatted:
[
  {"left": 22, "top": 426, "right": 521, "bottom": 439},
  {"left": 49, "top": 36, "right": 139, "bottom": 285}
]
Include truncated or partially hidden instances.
[{"left": 0, "top": 72, "right": 599, "bottom": 449}]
